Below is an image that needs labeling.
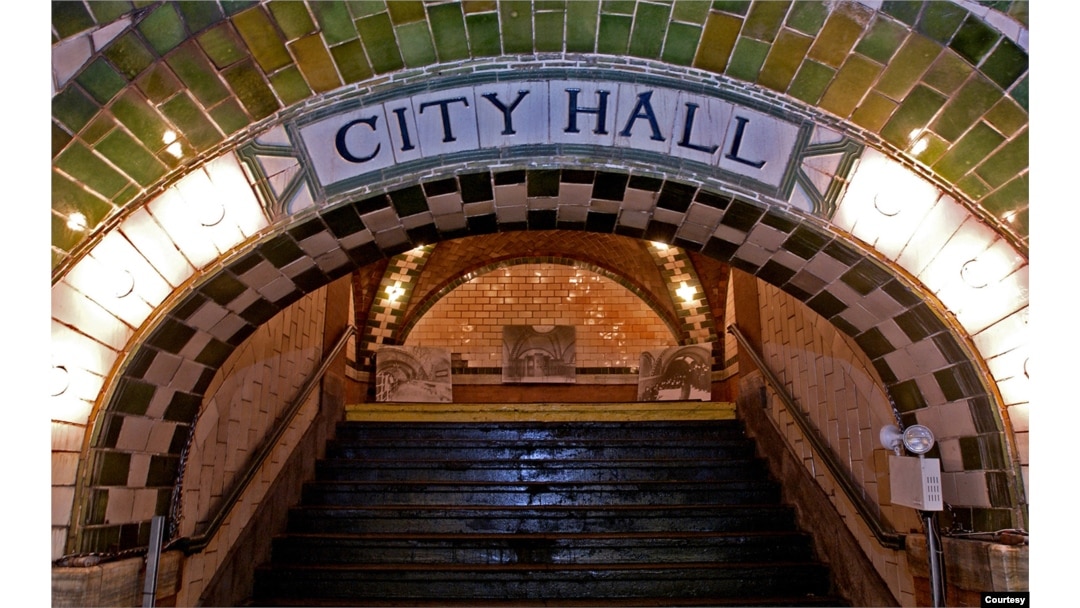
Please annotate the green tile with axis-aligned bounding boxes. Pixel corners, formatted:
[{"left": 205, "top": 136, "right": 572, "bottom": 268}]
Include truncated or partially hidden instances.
[
  {"left": 97, "top": 130, "right": 168, "bottom": 186},
  {"left": 209, "top": 98, "right": 251, "bottom": 135},
  {"left": 357, "top": 12, "right": 404, "bottom": 72},
  {"left": 694, "top": 12, "right": 740, "bottom": 73},
  {"left": 742, "top": 0, "right": 789, "bottom": 43},
  {"left": 854, "top": 16, "right": 907, "bottom": 64},
  {"left": 430, "top": 2, "right": 470, "bottom": 60},
  {"left": 911, "top": 131, "right": 948, "bottom": 166},
  {"left": 597, "top": 14, "right": 631, "bottom": 54},
  {"left": 955, "top": 173, "right": 991, "bottom": 201},
  {"left": 930, "top": 75, "right": 1002, "bottom": 142},
  {"left": 807, "top": 6, "right": 866, "bottom": 68},
  {"left": 932, "top": 122, "right": 1005, "bottom": 183},
  {"left": 984, "top": 97, "right": 1027, "bottom": 137},
  {"left": 52, "top": 122, "right": 74, "bottom": 157},
  {"left": 53, "top": 86, "right": 100, "bottom": 133},
  {"left": 819, "top": 55, "right": 880, "bottom": 118},
  {"left": 387, "top": 0, "right": 426, "bottom": 24},
  {"left": 268, "top": 0, "right": 316, "bottom": 39},
  {"left": 176, "top": 0, "right": 225, "bottom": 33},
  {"left": 103, "top": 31, "right": 156, "bottom": 79},
  {"left": 222, "top": 59, "right": 281, "bottom": 120},
  {"left": 711, "top": 1, "right": 750, "bottom": 17},
  {"left": 196, "top": 23, "right": 248, "bottom": 68},
  {"left": 981, "top": 38, "right": 1028, "bottom": 89},
  {"left": 875, "top": 33, "right": 942, "bottom": 100},
  {"left": 536, "top": 11, "right": 565, "bottom": 52},
  {"left": 82, "top": 114, "right": 117, "bottom": 145},
  {"left": 75, "top": 58, "right": 127, "bottom": 104},
  {"left": 1010, "top": 74, "right": 1028, "bottom": 111},
  {"left": 915, "top": 1, "right": 966, "bottom": 45},
  {"left": 330, "top": 38, "right": 374, "bottom": 83},
  {"left": 787, "top": 60, "right": 833, "bottom": 104},
  {"left": 501, "top": 1, "right": 534, "bottom": 53},
  {"left": 310, "top": 0, "right": 358, "bottom": 44},
  {"left": 536, "top": 1, "right": 566, "bottom": 9},
  {"left": 980, "top": 173, "right": 1027, "bottom": 218},
  {"left": 160, "top": 92, "right": 224, "bottom": 150},
  {"left": 463, "top": 1, "right": 498, "bottom": 14},
  {"left": 221, "top": 1, "right": 260, "bottom": 16},
  {"left": 880, "top": 1, "right": 922, "bottom": 26},
  {"left": 566, "top": 1, "right": 599, "bottom": 52},
  {"left": 397, "top": 21, "right": 436, "bottom": 66},
  {"left": 629, "top": 2, "right": 671, "bottom": 58},
  {"left": 167, "top": 41, "right": 231, "bottom": 105},
  {"left": 603, "top": 0, "right": 637, "bottom": 15},
  {"left": 726, "top": 37, "right": 769, "bottom": 82},
  {"left": 1007, "top": 2, "right": 1029, "bottom": 28},
  {"left": 850, "top": 91, "right": 897, "bottom": 133},
  {"left": 662, "top": 22, "right": 702, "bottom": 66},
  {"left": 87, "top": 1, "right": 136, "bottom": 24},
  {"left": 53, "top": 0, "right": 96, "bottom": 38},
  {"left": 111, "top": 89, "right": 169, "bottom": 149},
  {"left": 52, "top": 170, "right": 113, "bottom": 233},
  {"left": 290, "top": 34, "right": 341, "bottom": 93},
  {"left": 672, "top": 0, "right": 709, "bottom": 24},
  {"left": 95, "top": 451, "right": 132, "bottom": 486},
  {"left": 949, "top": 14, "right": 1000, "bottom": 65},
  {"left": 975, "top": 128, "right": 1027, "bottom": 189},
  {"left": 55, "top": 141, "right": 130, "bottom": 199},
  {"left": 786, "top": 0, "right": 828, "bottom": 35},
  {"left": 922, "top": 49, "right": 973, "bottom": 95},
  {"left": 881, "top": 84, "right": 946, "bottom": 148},
  {"left": 466, "top": 12, "right": 502, "bottom": 55},
  {"left": 757, "top": 29, "right": 812, "bottom": 92},
  {"left": 135, "top": 62, "right": 183, "bottom": 103},
  {"left": 138, "top": 3, "right": 187, "bottom": 55},
  {"left": 52, "top": 210, "right": 81, "bottom": 255},
  {"left": 233, "top": 6, "right": 292, "bottom": 71}
]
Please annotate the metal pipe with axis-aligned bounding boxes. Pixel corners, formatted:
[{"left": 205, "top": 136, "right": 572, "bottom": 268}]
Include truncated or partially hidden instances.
[
  {"left": 924, "top": 510, "right": 946, "bottom": 607},
  {"left": 142, "top": 515, "right": 165, "bottom": 607}
]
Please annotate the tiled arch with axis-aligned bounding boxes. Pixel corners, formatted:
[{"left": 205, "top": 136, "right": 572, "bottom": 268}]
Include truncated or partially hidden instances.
[
  {"left": 66, "top": 163, "right": 1020, "bottom": 554},
  {"left": 50, "top": 1, "right": 1029, "bottom": 556}
]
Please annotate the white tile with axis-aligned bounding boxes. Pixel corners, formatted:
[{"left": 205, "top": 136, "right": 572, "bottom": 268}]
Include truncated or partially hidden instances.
[
  {"left": 52, "top": 282, "right": 133, "bottom": 351},
  {"left": 119, "top": 208, "right": 196, "bottom": 289}
]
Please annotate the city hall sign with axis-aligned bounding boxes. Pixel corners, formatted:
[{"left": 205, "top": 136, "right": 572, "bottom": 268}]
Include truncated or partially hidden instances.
[{"left": 295, "top": 76, "right": 816, "bottom": 195}]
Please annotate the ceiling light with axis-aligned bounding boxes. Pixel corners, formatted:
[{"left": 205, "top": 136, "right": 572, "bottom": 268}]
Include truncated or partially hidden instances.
[
  {"left": 676, "top": 282, "right": 696, "bottom": 302},
  {"left": 66, "top": 212, "right": 88, "bottom": 232},
  {"left": 879, "top": 424, "right": 936, "bottom": 456}
]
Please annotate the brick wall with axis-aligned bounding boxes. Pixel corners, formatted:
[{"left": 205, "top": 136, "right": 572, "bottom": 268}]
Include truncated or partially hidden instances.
[{"left": 405, "top": 263, "right": 678, "bottom": 373}]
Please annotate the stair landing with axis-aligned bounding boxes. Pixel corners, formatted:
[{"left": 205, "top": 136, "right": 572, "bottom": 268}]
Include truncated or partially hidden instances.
[{"left": 345, "top": 400, "right": 737, "bottom": 422}]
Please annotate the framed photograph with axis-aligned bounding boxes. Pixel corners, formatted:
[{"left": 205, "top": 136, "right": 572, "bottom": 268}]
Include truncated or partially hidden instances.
[
  {"left": 502, "top": 325, "right": 576, "bottom": 384},
  {"left": 637, "top": 344, "right": 712, "bottom": 401},
  {"left": 375, "top": 345, "right": 453, "bottom": 402}
]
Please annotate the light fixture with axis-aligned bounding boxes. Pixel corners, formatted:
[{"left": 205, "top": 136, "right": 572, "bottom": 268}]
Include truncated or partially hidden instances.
[
  {"left": 196, "top": 199, "right": 226, "bottom": 227},
  {"left": 873, "top": 192, "right": 902, "bottom": 217},
  {"left": 111, "top": 268, "right": 135, "bottom": 298},
  {"left": 676, "top": 282, "right": 696, "bottom": 303},
  {"left": 651, "top": 241, "right": 669, "bottom": 251},
  {"left": 879, "top": 424, "right": 936, "bottom": 456},
  {"left": 50, "top": 365, "right": 70, "bottom": 397},
  {"left": 385, "top": 283, "right": 405, "bottom": 302},
  {"left": 960, "top": 258, "right": 989, "bottom": 288},
  {"left": 163, "top": 130, "right": 183, "bottom": 159},
  {"left": 66, "top": 212, "right": 88, "bottom": 232}
]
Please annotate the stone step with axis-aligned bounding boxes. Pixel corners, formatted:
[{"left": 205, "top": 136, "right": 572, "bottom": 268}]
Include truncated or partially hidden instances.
[
  {"left": 254, "top": 561, "right": 835, "bottom": 604},
  {"left": 333, "top": 419, "right": 747, "bottom": 442},
  {"left": 314, "top": 457, "right": 769, "bottom": 483},
  {"left": 269, "top": 530, "right": 816, "bottom": 565},
  {"left": 322, "top": 441, "right": 757, "bottom": 461},
  {"left": 300, "top": 479, "right": 781, "bottom": 507},
  {"left": 285, "top": 504, "right": 800, "bottom": 535}
]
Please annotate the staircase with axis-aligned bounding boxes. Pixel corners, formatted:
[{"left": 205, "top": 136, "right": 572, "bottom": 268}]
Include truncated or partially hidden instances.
[{"left": 252, "top": 417, "right": 847, "bottom": 606}]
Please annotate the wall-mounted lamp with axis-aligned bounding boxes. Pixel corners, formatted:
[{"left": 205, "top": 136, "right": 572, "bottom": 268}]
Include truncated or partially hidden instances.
[
  {"left": 676, "top": 282, "right": 697, "bottom": 303},
  {"left": 879, "top": 423, "right": 936, "bottom": 456}
]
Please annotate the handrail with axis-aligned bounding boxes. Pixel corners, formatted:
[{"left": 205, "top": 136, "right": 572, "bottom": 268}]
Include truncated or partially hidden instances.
[
  {"left": 168, "top": 325, "right": 357, "bottom": 554},
  {"left": 726, "top": 324, "right": 905, "bottom": 549}
]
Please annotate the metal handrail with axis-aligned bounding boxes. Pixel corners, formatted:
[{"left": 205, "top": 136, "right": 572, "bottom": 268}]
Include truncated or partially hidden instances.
[
  {"left": 168, "top": 325, "right": 357, "bottom": 554},
  {"left": 726, "top": 324, "right": 905, "bottom": 549}
]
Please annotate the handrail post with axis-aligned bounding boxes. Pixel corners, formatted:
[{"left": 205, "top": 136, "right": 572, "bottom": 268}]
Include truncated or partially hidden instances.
[{"left": 142, "top": 515, "right": 165, "bottom": 607}]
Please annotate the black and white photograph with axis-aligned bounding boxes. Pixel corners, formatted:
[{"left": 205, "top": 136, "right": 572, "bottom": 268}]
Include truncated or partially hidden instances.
[
  {"left": 637, "top": 344, "right": 712, "bottom": 402},
  {"left": 375, "top": 345, "right": 453, "bottom": 402},
  {"left": 502, "top": 325, "right": 576, "bottom": 384}
]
